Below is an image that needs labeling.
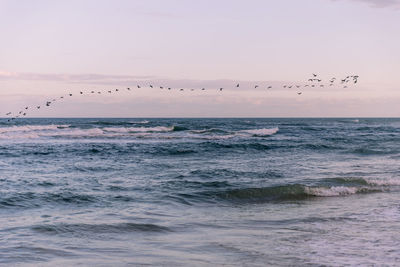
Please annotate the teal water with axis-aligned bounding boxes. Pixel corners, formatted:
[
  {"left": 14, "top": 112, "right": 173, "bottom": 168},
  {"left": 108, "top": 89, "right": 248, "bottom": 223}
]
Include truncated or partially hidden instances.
[{"left": 0, "top": 118, "right": 399, "bottom": 266}]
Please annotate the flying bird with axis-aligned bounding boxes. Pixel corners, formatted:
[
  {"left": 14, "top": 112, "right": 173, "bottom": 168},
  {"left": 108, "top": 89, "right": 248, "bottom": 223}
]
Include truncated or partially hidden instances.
[
  {"left": 255, "top": 85, "right": 259, "bottom": 88},
  {"left": 312, "top": 73, "right": 317, "bottom": 77},
  {"left": 236, "top": 84, "right": 240, "bottom": 87},
  {"left": 297, "top": 92, "right": 302, "bottom": 95}
]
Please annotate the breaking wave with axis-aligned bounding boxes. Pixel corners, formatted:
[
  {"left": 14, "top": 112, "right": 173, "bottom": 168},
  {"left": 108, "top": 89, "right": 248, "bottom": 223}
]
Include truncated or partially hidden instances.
[
  {"left": 208, "top": 177, "right": 399, "bottom": 203},
  {"left": 241, "top": 127, "right": 279, "bottom": 136}
]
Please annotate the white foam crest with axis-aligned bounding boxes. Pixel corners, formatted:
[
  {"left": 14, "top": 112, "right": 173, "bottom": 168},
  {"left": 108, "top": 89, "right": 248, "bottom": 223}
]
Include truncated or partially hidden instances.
[
  {"left": 190, "top": 128, "right": 222, "bottom": 134},
  {"left": 130, "top": 120, "right": 149, "bottom": 124},
  {"left": 103, "top": 126, "right": 174, "bottom": 133},
  {"left": 366, "top": 179, "right": 400, "bottom": 186},
  {"left": 0, "top": 132, "right": 40, "bottom": 139},
  {"left": 305, "top": 186, "right": 358, "bottom": 197},
  {"left": 0, "top": 125, "right": 70, "bottom": 133},
  {"left": 241, "top": 127, "right": 279, "bottom": 136},
  {"left": 39, "top": 128, "right": 105, "bottom": 137}
]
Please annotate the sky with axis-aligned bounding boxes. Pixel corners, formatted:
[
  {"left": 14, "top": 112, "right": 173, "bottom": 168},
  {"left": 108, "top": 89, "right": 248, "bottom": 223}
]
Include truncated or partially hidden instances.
[{"left": 0, "top": 0, "right": 399, "bottom": 117}]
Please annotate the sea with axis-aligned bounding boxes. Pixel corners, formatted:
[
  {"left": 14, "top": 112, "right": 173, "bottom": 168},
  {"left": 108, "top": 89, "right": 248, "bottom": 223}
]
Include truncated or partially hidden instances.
[{"left": 0, "top": 118, "right": 399, "bottom": 266}]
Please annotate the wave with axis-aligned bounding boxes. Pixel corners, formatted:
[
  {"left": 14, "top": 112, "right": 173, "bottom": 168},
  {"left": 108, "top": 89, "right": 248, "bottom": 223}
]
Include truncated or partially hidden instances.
[
  {"left": 206, "top": 177, "right": 400, "bottom": 203},
  {"left": 0, "top": 124, "right": 280, "bottom": 140},
  {"left": 32, "top": 222, "right": 170, "bottom": 235},
  {"left": 103, "top": 126, "right": 174, "bottom": 133},
  {"left": 241, "top": 127, "right": 279, "bottom": 136},
  {"left": 0, "top": 125, "right": 70, "bottom": 134},
  {"left": 130, "top": 120, "right": 149, "bottom": 124}
]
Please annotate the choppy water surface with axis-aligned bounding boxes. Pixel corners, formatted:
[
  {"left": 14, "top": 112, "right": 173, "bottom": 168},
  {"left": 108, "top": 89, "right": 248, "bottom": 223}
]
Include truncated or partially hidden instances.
[{"left": 0, "top": 118, "right": 399, "bottom": 266}]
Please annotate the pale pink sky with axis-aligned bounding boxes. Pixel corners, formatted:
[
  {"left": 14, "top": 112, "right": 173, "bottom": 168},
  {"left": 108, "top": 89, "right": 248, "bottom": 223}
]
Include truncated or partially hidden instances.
[{"left": 0, "top": 0, "right": 399, "bottom": 117}]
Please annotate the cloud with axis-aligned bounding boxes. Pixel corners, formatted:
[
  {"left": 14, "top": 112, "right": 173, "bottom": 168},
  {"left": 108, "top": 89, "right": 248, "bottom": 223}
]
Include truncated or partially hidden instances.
[{"left": 334, "top": 0, "right": 400, "bottom": 8}]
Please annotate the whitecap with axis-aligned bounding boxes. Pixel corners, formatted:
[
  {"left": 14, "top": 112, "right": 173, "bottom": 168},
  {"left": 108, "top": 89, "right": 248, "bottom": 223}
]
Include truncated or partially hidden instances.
[
  {"left": 304, "top": 186, "right": 359, "bottom": 197},
  {"left": 241, "top": 127, "right": 279, "bottom": 136}
]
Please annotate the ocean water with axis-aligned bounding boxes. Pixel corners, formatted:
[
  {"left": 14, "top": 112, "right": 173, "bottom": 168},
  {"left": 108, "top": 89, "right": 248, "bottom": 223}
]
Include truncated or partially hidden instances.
[{"left": 0, "top": 118, "right": 399, "bottom": 266}]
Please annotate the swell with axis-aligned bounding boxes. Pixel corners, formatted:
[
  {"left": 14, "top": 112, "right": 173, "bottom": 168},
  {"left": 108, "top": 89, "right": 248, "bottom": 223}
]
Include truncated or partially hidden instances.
[
  {"left": 32, "top": 222, "right": 171, "bottom": 235},
  {"left": 188, "top": 177, "right": 400, "bottom": 204}
]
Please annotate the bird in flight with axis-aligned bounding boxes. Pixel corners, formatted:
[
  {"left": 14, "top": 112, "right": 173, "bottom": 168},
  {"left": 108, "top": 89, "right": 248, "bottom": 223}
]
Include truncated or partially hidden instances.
[
  {"left": 297, "top": 92, "right": 302, "bottom": 95},
  {"left": 236, "top": 83, "right": 240, "bottom": 88}
]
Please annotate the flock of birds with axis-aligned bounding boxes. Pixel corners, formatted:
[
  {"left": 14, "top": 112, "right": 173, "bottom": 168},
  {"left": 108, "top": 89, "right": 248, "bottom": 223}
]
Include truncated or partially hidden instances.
[{"left": 3, "top": 74, "right": 359, "bottom": 122}]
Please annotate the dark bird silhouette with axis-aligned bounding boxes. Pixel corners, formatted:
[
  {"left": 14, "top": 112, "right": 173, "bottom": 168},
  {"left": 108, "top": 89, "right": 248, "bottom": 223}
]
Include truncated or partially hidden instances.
[
  {"left": 180, "top": 89, "right": 184, "bottom": 91},
  {"left": 160, "top": 86, "right": 163, "bottom": 89},
  {"left": 283, "top": 85, "right": 287, "bottom": 88},
  {"left": 108, "top": 90, "right": 112, "bottom": 93},
  {"left": 60, "top": 96, "right": 64, "bottom": 99},
  {"left": 127, "top": 88, "right": 131, "bottom": 90},
  {"left": 267, "top": 86, "right": 272, "bottom": 89},
  {"left": 288, "top": 86, "right": 292, "bottom": 89},
  {"left": 115, "top": 89, "right": 119, "bottom": 91},
  {"left": 312, "top": 73, "right": 317, "bottom": 77},
  {"left": 297, "top": 92, "right": 302, "bottom": 95},
  {"left": 91, "top": 91, "right": 95, "bottom": 93},
  {"left": 201, "top": 88, "right": 205, "bottom": 91},
  {"left": 168, "top": 88, "right": 171, "bottom": 90},
  {"left": 150, "top": 85, "right": 153, "bottom": 88},
  {"left": 219, "top": 88, "right": 223, "bottom": 91},
  {"left": 25, "top": 107, "right": 28, "bottom": 110},
  {"left": 37, "top": 106, "right": 40, "bottom": 109},
  {"left": 255, "top": 85, "right": 259, "bottom": 89},
  {"left": 236, "top": 84, "right": 240, "bottom": 87},
  {"left": 137, "top": 85, "right": 141, "bottom": 88},
  {"left": 80, "top": 92, "right": 83, "bottom": 94}
]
